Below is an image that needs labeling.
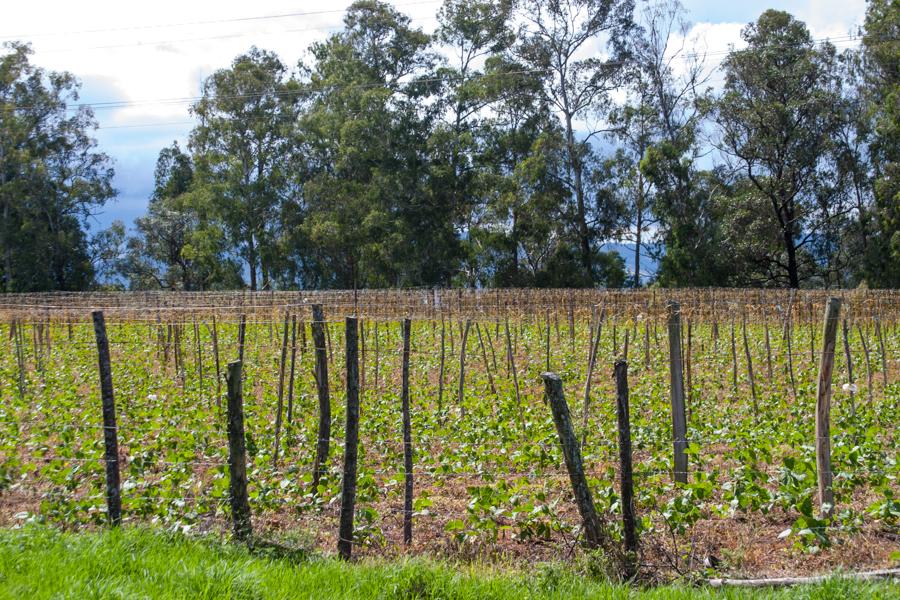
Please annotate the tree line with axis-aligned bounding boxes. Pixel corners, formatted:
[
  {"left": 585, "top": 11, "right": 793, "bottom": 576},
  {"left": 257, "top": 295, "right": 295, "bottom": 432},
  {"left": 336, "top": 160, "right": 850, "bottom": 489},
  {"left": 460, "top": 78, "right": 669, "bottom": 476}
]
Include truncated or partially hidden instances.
[{"left": 1, "top": 0, "right": 897, "bottom": 292}]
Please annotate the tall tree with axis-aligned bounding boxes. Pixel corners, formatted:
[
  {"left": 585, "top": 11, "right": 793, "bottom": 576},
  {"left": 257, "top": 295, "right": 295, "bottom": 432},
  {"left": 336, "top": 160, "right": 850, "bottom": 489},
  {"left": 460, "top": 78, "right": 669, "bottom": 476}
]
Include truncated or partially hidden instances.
[
  {"left": 121, "top": 143, "right": 241, "bottom": 290},
  {"left": 859, "top": 0, "right": 900, "bottom": 286},
  {"left": 716, "top": 11, "right": 850, "bottom": 287},
  {"left": 299, "top": 0, "right": 443, "bottom": 287},
  {"left": 516, "top": 0, "right": 634, "bottom": 283},
  {"left": 0, "top": 43, "right": 115, "bottom": 292},
  {"left": 190, "top": 47, "right": 300, "bottom": 290},
  {"left": 433, "top": 0, "right": 515, "bottom": 248},
  {"left": 622, "top": 0, "right": 720, "bottom": 287}
]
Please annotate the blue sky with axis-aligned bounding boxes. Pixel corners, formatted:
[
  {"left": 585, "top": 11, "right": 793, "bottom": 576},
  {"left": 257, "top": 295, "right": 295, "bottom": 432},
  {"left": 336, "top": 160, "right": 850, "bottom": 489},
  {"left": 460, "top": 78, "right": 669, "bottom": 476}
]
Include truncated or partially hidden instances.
[{"left": 2, "top": 0, "right": 869, "bottom": 247}]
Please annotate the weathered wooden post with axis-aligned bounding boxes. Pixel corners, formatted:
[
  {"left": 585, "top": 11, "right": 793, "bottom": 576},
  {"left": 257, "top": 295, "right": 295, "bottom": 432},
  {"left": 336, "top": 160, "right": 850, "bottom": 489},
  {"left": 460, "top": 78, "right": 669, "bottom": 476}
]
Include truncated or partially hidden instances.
[
  {"left": 401, "top": 318, "right": 414, "bottom": 546},
  {"left": 337, "top": 317, "right": 360, "bottom": 560},
  {"left": 614, "top": 359, "right": 638, "bottom": 579},
  {"left": 667, "top": 301, "right": 688, "bottom": 484},
  {"left": 237, "top": 314, "right": 247, "bottom": 362},
  {"left": 92, "top": 310, "right": 121, "bottom": 526},
  {"left": 437, "top": 318, "right": 446, "bottom": 418},
  {"left": 311, "top": 304, "right": 330, "bottom": 490},
  {"left": 226, "top": 360, "right": 252, "bottom": 542},
  {"left": 542, "top": 373, "right": 607, "bottom": 550},
  {"left": 815, "top": 298, "right": 841, "bottom": 519}
]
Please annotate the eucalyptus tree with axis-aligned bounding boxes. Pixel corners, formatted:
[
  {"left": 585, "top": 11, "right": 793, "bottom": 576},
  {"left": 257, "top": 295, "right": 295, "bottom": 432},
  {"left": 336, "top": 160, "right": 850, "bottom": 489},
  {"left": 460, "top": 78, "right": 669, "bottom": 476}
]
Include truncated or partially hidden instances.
[
  {"left": 716, "top": 11, "right": 850, "bottom": 288},
  {"left": 189, "top": 47, "right": 301, "bottom": 290},
  {"left": 617, "top": 0, "right": 723, "bottom": 287},
  {"left": 121, "top": 143, "right": 241, "bottom": 290},
  {"left": 298, "top": 0, "right": 444, "bottom": 287},
  {"left": 515, "top": 0, "right": 634, "bottom": 283},
  {"left": 432, "top": 0, "right": 516, "bottom": 255},
  {"left": 0, "top": 42, "right": 115, "bottom": 292},
  {"left": 858, "top": 0, "right": 899, "bottom": 286}
]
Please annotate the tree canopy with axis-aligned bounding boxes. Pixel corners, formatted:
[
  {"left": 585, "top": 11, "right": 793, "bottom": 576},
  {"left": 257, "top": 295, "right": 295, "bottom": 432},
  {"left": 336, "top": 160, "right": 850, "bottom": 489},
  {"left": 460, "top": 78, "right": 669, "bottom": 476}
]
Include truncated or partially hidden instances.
[{"left": 2, "top": 0, "right": 898, "bottom": 292}]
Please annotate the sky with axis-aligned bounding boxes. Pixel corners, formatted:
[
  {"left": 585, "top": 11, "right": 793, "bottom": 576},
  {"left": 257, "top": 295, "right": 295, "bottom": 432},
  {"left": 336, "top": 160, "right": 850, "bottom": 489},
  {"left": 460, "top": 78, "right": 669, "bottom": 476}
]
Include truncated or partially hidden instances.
[{"left": 1, "top": 0, "right": 870, "bottom": 244}]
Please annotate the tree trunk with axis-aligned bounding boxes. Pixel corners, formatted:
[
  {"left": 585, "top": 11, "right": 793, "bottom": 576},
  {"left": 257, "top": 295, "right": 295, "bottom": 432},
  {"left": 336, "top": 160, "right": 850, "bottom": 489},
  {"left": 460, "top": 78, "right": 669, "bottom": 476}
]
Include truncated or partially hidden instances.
[
  {"left": 783, "top": 209, "right": 800, "bottom": 288},
  {"left": 634, "top": 196, "right": 643, "bottom": 288},
  {"left": 564, "top": 112, "right": 592, "bottom": 281},
  {"left": 247, "top": 234, "right": 258, "bottom": 291}
]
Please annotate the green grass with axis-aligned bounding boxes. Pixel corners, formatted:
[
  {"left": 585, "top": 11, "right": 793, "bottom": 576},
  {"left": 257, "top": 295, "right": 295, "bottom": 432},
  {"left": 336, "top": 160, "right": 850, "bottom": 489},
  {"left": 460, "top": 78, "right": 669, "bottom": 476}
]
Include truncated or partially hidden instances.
[{"left": 0, "top": 526, "right": 896, "bottom": 599}]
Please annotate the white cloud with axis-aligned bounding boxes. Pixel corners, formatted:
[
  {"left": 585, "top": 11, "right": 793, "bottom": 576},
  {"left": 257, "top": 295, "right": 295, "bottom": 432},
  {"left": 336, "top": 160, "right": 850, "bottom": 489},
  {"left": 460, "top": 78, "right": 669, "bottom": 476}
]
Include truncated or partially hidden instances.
[
  {"left": 2, "top": 0, "right": 440, "bottom": 124},
  {"left": 1, "top": 0, "right": 869, "bottom": 229}
]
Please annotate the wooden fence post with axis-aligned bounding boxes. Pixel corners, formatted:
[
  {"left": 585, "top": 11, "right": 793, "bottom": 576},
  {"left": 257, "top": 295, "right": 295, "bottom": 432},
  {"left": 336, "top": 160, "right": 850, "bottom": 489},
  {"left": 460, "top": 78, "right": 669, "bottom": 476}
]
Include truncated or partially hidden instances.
[
  {"left": 272, "top": 311, "right": 290, "bottom": 467},
  {"left": 337, "top": 318, "right": 360, "bottom": 560},
  {"left": 581, "top": 306, "right": 604, "bottom": 449},
  {"left": 874, "top": 318, "right": 888, "bottom": 388},
  {"left": 542, "top": 372, "right": 607, "bottom": 550},
  {"left": 401, "top": 318, "right": 414, "bottom": 546},
  {"left": 437, "top": 319, "right": 445, "bottom": 418},
  {"left": 457, "top": 319, "right": 471, "bottom": 416},
  {"left": 815, "top": 298, "right": 841, "bottom": 519},
  {"left": 614, "top": 359, "right": 638, "bottom": 579},
  {"left": 92, "top": 310, "right": 121, "bottom": 527},
  {"left": 311, "top": 304, "right": 331, "bottom": 490},
  {"left": 286, "top": 315, "right": 298, "bottom": 423},
  {"left": 13, "top": 319, "right": 26, "bottom": 400},
  {"left": 226, "top": 360, "right": 252, "bottom": 542},
  {"left": 667, "top": 302, "right": 688, "bottom": 484},
  {"left": 237, "top": 314, "right": 247, "bottom": 363},
  {"left": 505, "top": 319, "right": 526, "bottom": 433}
]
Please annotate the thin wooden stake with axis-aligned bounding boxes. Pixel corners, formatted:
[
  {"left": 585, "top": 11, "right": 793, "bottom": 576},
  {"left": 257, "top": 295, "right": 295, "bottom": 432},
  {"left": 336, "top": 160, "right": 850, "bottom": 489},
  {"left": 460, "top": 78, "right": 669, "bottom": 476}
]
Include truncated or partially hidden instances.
[
  {"left": 272, "top": 311, "right": 290, "bottom": 467},
  {"left": 287, "top": 315, "right": 298, "bottom": 424},
  {"left": 580, "top": 307, "right": 605, "bottom": 449},
  {"left": 91, "top": 311, "right": 121, "bottom": 526},
  {"left": 505, "top": 319, "right": 525, "bottom": 433},
  {"left": 337, "top": 318, "right": 360, "bottom": 560},
  {"left": 815, "top": 297, "right": 841, "bottom": 519},
  {"left": 457, "top": 319, "right": 471, "bottom": 416},
  {"left": 856, "top": 323, "right": 873, "bottom": 404},
  {"left": 475, "top": 323, "right": 497, "bottom": 397},
  {"left": 742, "top": 310, "right": 759, "bottom": 419}
]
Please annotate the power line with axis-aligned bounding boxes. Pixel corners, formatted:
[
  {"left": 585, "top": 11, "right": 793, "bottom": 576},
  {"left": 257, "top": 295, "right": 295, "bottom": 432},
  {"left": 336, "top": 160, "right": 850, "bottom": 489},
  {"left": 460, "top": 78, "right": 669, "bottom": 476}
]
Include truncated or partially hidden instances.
[
  {"left": 5, "top": 34, "right": 892, "bottom": 114},
  {"left": 0, "top": 0, "right": 443, "bottom": 41},
  {"left": 97, "top": 121, "right": 195, "bottom": 130},
  {"left": 30, "top": 14, "right": 441, "bottom": 55}
]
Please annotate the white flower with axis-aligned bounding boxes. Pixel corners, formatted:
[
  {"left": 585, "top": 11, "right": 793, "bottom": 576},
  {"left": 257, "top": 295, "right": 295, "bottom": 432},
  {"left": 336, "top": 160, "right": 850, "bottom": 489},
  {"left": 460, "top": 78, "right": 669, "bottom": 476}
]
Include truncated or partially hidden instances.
[
  {"left": 841, "top": 383, "right": 858, "bottom": 394},
  {"left": 147, "top": 394, "right": 158, "bottom": 401}
]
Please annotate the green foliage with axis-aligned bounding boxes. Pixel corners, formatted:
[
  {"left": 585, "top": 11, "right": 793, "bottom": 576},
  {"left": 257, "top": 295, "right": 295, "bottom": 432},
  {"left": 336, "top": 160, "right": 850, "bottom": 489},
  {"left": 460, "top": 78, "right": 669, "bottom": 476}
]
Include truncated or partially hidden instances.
[
  {"left": 0, "top": 43, "right": 115, "bottom": 292},
  {"left": 1, "top": 526, "right": 898, "bottom": 598}
]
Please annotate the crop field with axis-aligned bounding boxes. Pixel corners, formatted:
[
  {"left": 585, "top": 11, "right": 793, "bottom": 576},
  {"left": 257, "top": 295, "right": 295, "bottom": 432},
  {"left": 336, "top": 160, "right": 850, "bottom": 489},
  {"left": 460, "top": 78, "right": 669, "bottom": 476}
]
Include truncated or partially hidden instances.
[{"left": 0, "top": 289, "right": 897, "bottom": 580}]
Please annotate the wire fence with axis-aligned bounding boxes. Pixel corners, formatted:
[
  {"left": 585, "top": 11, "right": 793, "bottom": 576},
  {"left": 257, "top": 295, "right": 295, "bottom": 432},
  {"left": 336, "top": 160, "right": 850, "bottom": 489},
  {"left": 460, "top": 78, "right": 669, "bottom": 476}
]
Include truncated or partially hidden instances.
[{"left": 0, "top": 289, "right": 898, "bottom": 573}]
